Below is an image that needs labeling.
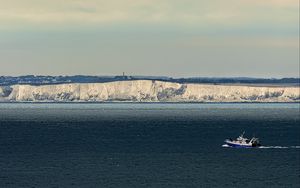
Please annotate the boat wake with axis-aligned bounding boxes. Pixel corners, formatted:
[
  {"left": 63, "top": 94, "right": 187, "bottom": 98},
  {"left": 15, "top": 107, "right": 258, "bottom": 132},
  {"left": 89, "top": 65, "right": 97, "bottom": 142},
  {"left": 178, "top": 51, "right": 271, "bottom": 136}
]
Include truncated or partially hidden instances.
[
  {"left": 222, "top": 144, "right": 300, "bottom": 149},
  {"left": 258, "top": 146, "right": 300, "bottom": 149}
]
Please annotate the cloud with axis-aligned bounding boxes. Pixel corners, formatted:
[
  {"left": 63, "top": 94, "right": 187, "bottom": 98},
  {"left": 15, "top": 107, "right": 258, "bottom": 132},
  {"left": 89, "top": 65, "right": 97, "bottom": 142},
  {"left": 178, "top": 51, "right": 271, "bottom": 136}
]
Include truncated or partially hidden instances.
[{"left": 0, "top": 0, "right": 298, "bottom": 28}]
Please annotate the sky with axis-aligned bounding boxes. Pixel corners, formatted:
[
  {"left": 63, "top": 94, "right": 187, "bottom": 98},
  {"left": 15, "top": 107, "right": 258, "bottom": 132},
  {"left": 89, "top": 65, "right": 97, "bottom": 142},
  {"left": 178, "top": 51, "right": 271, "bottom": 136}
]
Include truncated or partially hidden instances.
[{"left": 0, "top": 0, "right": 299, "bottom": 78}]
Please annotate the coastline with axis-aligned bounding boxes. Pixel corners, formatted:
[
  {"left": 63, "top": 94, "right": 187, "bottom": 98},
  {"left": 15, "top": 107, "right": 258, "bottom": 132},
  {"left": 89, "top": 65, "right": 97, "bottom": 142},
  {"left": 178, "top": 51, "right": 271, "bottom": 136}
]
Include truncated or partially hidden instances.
[{"left": 1, "top": 80, "right": 299, "bottom": 103}]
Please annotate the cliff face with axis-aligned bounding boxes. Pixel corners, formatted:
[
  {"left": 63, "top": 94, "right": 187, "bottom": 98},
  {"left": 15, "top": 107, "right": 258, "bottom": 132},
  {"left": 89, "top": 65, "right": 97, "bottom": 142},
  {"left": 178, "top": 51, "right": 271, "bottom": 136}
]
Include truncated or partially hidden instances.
[{"left": 0, "top": 80, "right": 299, "bottom": 102}]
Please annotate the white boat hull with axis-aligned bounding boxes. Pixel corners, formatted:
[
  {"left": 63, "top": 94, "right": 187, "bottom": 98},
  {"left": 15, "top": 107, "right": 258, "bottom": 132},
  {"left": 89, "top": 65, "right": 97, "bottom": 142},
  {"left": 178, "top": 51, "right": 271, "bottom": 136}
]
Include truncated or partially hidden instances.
[{"left": 224, "top": 140, "right": 259, "bottom": 148}]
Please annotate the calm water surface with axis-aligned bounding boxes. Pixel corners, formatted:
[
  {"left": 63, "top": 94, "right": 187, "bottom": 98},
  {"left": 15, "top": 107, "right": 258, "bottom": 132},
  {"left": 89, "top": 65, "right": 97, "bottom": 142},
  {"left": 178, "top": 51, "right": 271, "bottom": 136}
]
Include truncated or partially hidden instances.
[{"left": 0, "top": 103, "right": 299, "bottom": 187}]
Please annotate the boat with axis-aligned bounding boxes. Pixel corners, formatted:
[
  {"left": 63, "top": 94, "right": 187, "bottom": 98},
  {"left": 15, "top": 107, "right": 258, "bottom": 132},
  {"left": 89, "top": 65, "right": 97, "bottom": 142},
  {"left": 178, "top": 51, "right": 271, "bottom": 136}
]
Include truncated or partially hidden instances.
[{"left": 224, "top": 132, "right": 261, "bottom": 148}]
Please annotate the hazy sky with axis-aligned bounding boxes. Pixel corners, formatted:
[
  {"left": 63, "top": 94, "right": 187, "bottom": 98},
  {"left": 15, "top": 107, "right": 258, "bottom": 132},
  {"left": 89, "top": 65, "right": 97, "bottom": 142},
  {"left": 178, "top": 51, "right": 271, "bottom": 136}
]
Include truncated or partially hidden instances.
[{"left": 0, "top": 0, "right": 299, "bottom": 77}]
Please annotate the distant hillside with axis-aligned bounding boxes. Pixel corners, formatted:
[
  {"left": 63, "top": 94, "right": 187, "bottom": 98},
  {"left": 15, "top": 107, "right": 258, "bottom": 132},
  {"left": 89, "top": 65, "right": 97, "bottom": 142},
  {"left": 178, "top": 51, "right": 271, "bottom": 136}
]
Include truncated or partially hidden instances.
[
  {"left": 0, "top": 80, "right": 299, "bottom": 103},
  {"left": 0, "top": 75, "right": 299, "bottom": 86}
]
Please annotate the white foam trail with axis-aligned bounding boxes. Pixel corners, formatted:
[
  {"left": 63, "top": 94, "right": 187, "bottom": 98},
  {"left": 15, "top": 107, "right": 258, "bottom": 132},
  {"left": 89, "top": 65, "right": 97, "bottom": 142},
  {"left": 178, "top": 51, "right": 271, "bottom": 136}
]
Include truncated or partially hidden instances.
[
  {"left": 222, "top": 144, "right": 300, "bottom": 149},
  {"left": 291, "top": 146, "right": 300, "bottom": 148},
  {"left": 259, "top": 146, "right": 288, "bottom": 149},
  {"left": 259, "top": 146, "right": 300, "bottom": 149},
  {"left": 222, "top": 144, "right": 231, "bottom": 148}
]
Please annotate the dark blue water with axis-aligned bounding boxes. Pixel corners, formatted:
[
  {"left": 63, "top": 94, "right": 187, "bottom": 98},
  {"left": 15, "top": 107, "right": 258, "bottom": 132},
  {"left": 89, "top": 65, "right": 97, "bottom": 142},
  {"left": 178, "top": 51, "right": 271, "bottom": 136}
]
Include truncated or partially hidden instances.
[{"left": 0, "top": 103, "right": 299, "bottom": 187}]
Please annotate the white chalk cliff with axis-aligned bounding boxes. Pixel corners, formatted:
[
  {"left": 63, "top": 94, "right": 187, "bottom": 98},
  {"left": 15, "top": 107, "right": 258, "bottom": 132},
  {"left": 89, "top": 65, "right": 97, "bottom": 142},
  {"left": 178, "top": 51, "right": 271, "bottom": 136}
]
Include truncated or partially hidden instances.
[{"left": 0, "top": 80, "right": 299, "bottom": 102}]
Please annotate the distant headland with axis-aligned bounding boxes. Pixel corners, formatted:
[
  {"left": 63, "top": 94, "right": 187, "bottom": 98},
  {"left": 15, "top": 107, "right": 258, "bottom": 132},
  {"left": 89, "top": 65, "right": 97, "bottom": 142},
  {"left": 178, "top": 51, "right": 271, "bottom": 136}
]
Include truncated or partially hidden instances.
[
  {"left": 0, "top": 76, "right": 299, "bottom": 103},
  {"left": 1, "top": 75, "right": 299, "bottom": 86}
]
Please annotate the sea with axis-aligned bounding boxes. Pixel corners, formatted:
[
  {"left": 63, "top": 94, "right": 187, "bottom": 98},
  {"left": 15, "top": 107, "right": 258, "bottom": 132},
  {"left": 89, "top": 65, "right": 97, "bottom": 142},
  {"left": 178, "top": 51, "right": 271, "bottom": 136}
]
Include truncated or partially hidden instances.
[{"left": 0, "top": 103, "right": 299, "bottom": 188}]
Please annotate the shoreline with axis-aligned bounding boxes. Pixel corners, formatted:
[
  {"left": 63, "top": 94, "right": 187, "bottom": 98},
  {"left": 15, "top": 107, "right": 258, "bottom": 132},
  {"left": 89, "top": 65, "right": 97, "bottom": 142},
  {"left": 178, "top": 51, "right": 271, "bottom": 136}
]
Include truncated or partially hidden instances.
[
  {"left": 1, "top": 80, "right": 299, "bottom": 103},
  {"left": 0, "top": 101, "right": 299, "bottom": 104}
]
